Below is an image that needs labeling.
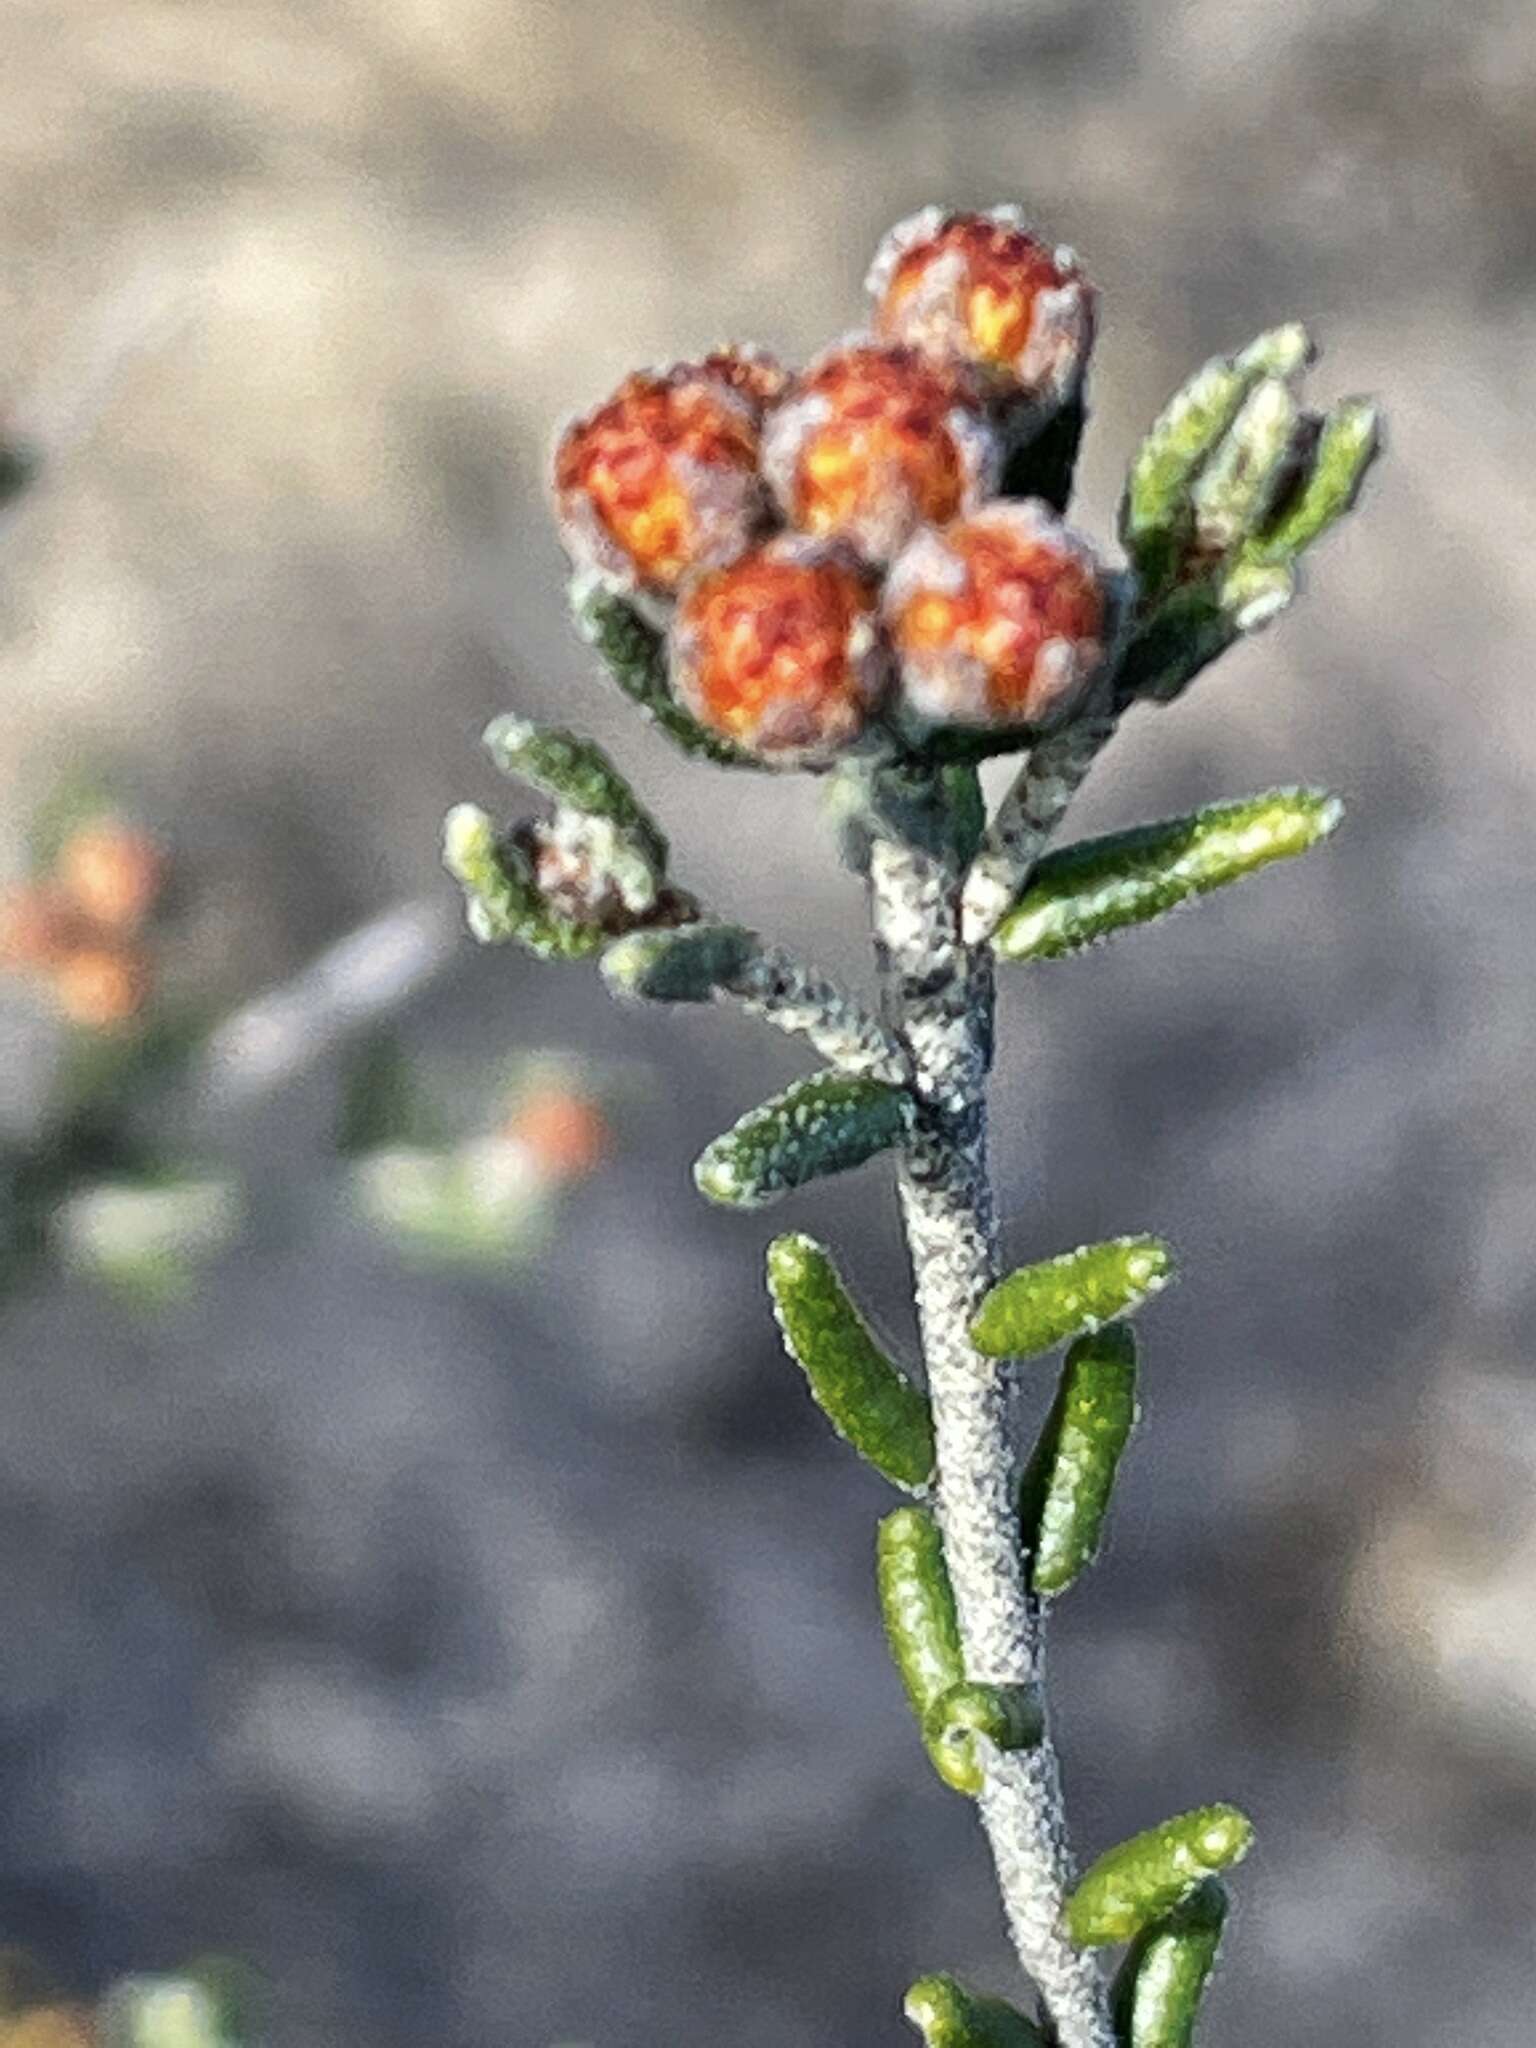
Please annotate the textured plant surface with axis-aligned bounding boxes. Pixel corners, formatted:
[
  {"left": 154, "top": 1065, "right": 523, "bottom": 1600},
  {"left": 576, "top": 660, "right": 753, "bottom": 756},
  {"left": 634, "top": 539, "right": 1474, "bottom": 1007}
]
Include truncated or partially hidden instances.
[{"left": 445, "top": 206, "right": 1379, "bottom": 2045}]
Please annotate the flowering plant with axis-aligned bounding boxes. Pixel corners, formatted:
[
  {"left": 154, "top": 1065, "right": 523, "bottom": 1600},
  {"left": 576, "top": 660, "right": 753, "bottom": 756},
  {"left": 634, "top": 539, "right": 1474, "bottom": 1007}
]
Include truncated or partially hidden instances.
[{"left": 446, "top": 206, "right": 1379, "bottom": 2047}]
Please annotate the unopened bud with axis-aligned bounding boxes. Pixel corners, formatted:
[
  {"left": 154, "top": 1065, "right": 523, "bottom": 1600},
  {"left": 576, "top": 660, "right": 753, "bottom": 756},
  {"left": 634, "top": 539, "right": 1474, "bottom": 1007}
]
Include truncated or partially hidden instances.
[
  {"left": 868, "top": 207, "right": 1095, "bottom": 406},
  {"left": 762, "top": 341, "right": 997, "bottom": 564},
  {"left": 884, "top": 501, "right": 1109, "bottom": 732},
  {"left": 694, "top": 344, "right": 791, "bottom": 417},
  {"left": 553, "top": 364, "right": 770, "bottom": 602},
  {"left": 670, "top": 537, "right": 891, "bottom": 765}
]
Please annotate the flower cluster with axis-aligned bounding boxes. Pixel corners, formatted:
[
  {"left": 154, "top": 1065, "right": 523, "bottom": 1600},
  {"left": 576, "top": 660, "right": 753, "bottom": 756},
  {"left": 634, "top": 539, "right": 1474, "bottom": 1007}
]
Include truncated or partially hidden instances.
[
  {"left": 0, "top": 815, "right": 166, "bottom": 1029},
  {"left": 554, "top": 207, "right": 1107, "bottom": 765}
]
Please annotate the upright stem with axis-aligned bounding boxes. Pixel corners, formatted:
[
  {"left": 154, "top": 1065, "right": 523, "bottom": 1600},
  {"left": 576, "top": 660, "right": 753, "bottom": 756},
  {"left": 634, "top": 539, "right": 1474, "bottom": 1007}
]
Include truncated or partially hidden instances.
[{"left": 869, "top": 828, "right": 1115, "bottom": 2048}]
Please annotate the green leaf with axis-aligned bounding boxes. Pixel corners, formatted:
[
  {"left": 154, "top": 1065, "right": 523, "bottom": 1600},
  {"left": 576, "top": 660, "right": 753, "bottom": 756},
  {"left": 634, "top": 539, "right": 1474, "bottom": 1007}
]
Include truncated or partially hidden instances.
[
  {"left": 766, "top": 1233, "right": 935, "bottom": 1491},
  {"left": 570, "top": 579, "right": 763, "bottom": 768},
  {"left": 1188, "top": 377, "right": 1299, "bottom": 554},
  {"left": 441, "top": 804, "right": 604, "bottom": 959},
  {"left": 1019, "top": 1324, "right": 1139, "bottom": 1596},
  {"left": 693, "top": 1072, "right": 912, "bottom": 1209},
  {"left": 921, "top": 1680, "right": 1044, "bottom": 1796},
  {"left": 1067, "top": 1805, "right": 1253, "bottom": 1948},
  {"left": 1111, "top": 584, "right": 1236, "bottom": 708},
  {"left": 991, "top": 788, "right": 1343, "bottom": 964},
  {"left": 971, "top": 1237, "right": 1173, "bottom": 1361},
  {"left": 861, "top": 759, "right": 989, "bottom": 870},
  {"left": 1110, "top": 1879, "right": 1228, "bottom": 2048},
  {"left": 602, "top": 924, "right": 757, "bottom": 1003},
  {"left": 1119, "top": 325, "right": 1311, "bottom": 591},
  {"left": 904, "top": 1973, "right": 1047, "bottom": 2048},
  {"left": 482, "top": 715, "right": 668, "bottom": 877},
  {"left": 1246, "top": 397, "right": 1382, "bottom": 565},
  {"left": 876, "top": 1507, "right": 971, "bottom": 1793}
]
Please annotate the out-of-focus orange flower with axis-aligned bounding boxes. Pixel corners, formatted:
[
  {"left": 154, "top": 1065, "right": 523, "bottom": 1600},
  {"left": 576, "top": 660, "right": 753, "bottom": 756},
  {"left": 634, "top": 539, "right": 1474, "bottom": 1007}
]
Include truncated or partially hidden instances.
[
  {"left": 0, "top": 811, "right": 167, "bottom": 1031},
  {"left": 0, "top": 882, "right": 91, "bottom": 973},
  {"left": 503, "top": 1085, "right": 610, "bottom": 1181},
  {"left": 51, "top": 947, "right": 151, "bottom": 1030},
  {"left": 54, "top": 820, "right": 164, "bottom": 935}
]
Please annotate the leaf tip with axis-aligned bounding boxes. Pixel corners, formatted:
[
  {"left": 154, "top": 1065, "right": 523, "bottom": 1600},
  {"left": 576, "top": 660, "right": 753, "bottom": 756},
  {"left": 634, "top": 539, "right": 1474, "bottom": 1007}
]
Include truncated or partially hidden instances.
[
  {"left": 765, "top": 1229, "right": 818, "bottom": 1290},
  {"left": 441, "top": 800, "right": 489, "bottom": 869},
  {"left": 693, "top": 1143, "right": 752, "bottom": 1207},
  {"left": 1197, "top": 1802, "right": 1255, "bottom": 1867},
  {"left": 1121, "top": 1233, "right": 1175, "bottom": 1299}
]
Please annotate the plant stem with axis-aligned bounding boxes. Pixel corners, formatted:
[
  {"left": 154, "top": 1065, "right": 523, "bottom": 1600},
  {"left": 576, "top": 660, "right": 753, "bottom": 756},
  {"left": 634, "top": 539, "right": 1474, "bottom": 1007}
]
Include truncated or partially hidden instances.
[{"left": 869, "top": 828, "right": 1115, "bottom": 2048}]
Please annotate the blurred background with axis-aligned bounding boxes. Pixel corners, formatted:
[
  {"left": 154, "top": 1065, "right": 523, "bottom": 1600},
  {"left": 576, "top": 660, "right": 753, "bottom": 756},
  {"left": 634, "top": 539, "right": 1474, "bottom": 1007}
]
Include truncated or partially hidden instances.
[{"left": 1, "top": 1, "right": 1533, "bottom": 2043}]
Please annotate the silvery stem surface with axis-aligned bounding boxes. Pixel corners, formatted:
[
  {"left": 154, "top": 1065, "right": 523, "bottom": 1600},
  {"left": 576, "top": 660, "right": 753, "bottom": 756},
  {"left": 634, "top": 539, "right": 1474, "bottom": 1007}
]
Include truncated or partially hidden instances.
[
  {"left": 869, "top": 832, "right": 1115, "bottom": 2048},
  {"left": 727, "top": 945, "right": 904, "bottom": 1078},
  {"left": 961, "top": 707, "right": 1120, "bottom": 945}
]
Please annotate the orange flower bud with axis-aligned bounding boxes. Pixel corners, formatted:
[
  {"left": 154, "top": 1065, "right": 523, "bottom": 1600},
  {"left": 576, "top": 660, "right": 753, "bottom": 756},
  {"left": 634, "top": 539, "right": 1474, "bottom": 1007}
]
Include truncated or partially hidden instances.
[
  {"left": 554, "top": 365, "right": 771, "bottom": 601},
  {"left": 868, "top": 207, "right": 1095, "bottom": 405},
  {"left": 671, "top": 537, "right": 890, "bottom": 764},
  {"left": 884, "top": 501, "right": 1108, "bottom": 731},
  {"left": 762, "top": 341, "right": 997, "bottom": 564},
  {"left": 695, "top": 344, "right": 791, "bottom": 418},
  {"left": 51, "top": 945, "right": 150, "bottom": 1029},
  {"left": 55, "top": 818, "right": 164, "bottom": 934}
]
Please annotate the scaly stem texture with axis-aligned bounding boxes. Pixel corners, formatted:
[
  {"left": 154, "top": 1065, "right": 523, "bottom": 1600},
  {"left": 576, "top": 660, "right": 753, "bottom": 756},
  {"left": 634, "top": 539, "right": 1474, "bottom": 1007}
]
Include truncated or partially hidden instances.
[{"left": 869, "top": 821, "right": 1115, "bottom": 2048}]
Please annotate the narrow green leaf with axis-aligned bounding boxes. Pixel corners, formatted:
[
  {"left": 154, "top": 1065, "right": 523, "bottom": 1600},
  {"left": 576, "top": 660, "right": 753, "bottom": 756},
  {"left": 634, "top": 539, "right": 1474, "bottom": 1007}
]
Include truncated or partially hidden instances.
[
  {"left": 1247, "top": 397, "right": 1382, "bottom": 565},
  {"left": 1067, "top": 1805, "right": 1253, "bottom": 1948},
  {"left": 570, "top": 579, "right": 762, "bottom": 768},
  {"left": 1111, "top": 584, "right": 1236, "bottom": 708},
  {"left": 904, "top": 1973, "right": 1047, "bottom": 2048},
  {"left": 876, "top": 1507, "right": 973, "bottom": 1792},
  {"left": 1119, "top": 326, "right": 1311, "bottom": 589},
  {"left": 766, "top": 1233, "right": 935, "bottom": 1491},
  {"left": 602, "top": 924, "right": 757, "bottom": 1003},
  {"left": 921, "top": 1680, "right": 1044, "bottom": 1796},
  {"left": 1232, "top": 323, "right": 1314, "bottom": 379},
  {"left": 971, "top": 1238, "right": 1173, "bottom": 1361},
  {"left": 1110, "top": 1879, "right": 1229, "bottom": 2048},
  {"left": 991, "top": 788, "right": 1343, "bottom": 964},
  {"left": 1188, "top": 377, "right": 1299, "bottom": 554},
  {"left": 1019, "top": 1324, "right": 1139, "bottom": 1596},
  {"left": 693, "top": 1073, "right": 911, "bottom": 1209},
  {"left": 482, "top": 715, "right": 668, "bottom": 876},
  {"left": 441, "top": 804, "right": 603, "bottom": 959},
  {"left": 1215, "top": 557, "right": 1295, "bottom": 634}
]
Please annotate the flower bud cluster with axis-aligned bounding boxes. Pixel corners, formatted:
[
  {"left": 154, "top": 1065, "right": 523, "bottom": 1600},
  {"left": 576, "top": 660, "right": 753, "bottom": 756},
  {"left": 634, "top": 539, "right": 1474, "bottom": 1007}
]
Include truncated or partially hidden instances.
[
  {"left": 554, "top": 210, "right": 1110, "bottom": 766},
  {"left": 0, "top": 815, "right": 166, "bottom": 1029}
]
